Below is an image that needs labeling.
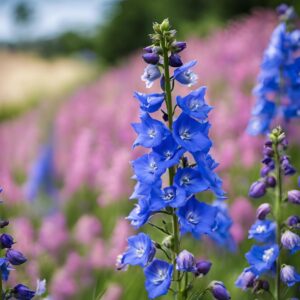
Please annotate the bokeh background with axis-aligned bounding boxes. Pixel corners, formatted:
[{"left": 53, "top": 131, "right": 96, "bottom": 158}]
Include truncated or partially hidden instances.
[{"left": 0, "top": 0, "right": 300, "bottom": 299}]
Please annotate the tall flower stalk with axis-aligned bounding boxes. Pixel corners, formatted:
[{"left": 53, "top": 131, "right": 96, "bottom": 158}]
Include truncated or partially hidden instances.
[
  {"left": 236, "top": 127, "right": 300, "bottom": 299},
  {"left": 119, "top": 19, "right": 232, "bottom": 300}
]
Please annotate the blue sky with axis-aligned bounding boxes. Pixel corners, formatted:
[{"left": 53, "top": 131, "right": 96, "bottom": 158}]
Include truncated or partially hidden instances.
[{"left": 0, "top": 0, "right": 118, "bottom": 42}]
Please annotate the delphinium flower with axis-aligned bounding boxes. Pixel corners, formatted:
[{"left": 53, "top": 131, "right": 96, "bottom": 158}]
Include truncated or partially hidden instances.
[
  {"left": 247, "top": 5, "right": 300, "bottom": 135},
  {"left": 236, "top": 127, "right": 300, "bottom": 299},
  {"left": 120, "top": 19, "right": 232, "bottom": 300},
  {"left": 0, "top": 189, "right": 46, "bottom": 299}
]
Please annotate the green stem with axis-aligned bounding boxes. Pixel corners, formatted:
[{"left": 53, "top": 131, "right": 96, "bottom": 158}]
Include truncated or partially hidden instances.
[
  {"left": 161, "top": 36, "right": 183, "bottom": 300},
  {"left": 273, "top": 140, "right": 282, "bottom": 300}
]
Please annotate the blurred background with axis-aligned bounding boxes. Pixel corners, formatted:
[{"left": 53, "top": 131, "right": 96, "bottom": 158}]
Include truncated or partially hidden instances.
[{"left": 0, "top": 0, "right": 300, "bottom": 299}]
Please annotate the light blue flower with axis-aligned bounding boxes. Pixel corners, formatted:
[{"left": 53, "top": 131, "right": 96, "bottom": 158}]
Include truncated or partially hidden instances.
[
  {"left": 134, "top": 92, "right": 165, "bottom": 113},
  {"left": 174, "top": 60, "right": 198, "bottom": 86},
  {"left": 280, "top": 265, "right": 300, "bottom": 287},
  {"left": 141, "top": 65, "right": 161, "bottom": 88}
]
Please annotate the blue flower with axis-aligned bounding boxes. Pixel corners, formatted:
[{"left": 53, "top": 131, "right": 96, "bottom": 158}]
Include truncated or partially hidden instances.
[
  {"left": 248, "top": 220, "right": 276, "bottom": 243},
  {"left": 174, "top": 167, "right": 209, "bottom": 195},
  {"left": 144, "top": 259, "right": 173, "bottom": 299},
  {"left": 210, "top": 201, "right": 235, "bottom": 251},
  {"left": 141, "top": 65, "right": 161, "bottom": 88},
  {"left": 122, "top": 233, "right": 156, "bottom": 267},
  {"left": 173, "top": 113, "right": 212, "bottom": 153},
  {"left": 176, "top": 87, "right": 212, "bottom": 120},
  {"left": 130, "top": 180, "right": 161, "bottom": 201},
  {"left": 245, "top": 244, "right": 279, "bottom": 275},
  {"left": 133, "top": 92, "right": 165, "bottom": 113},
  {"left": 0, "top": 258, "right": 10, "bottom": 281},
  {"left": 177, "top": 197, "right": 217, "bottom": 238},
  {"left": 132, "top": 113, "right": 170, "bottom": 148},
  {"left": 131, "top": 153, "right": 166, "bottom": 185},
  {"left": 127, "top": 198, "right": 151, "bottom": 229},
  {"left": 210, "top": 281, "right": 231, "bottom": 300},
  {"left": 153, "top": 134, "right": 185, "bottom": 169},
  {"left": 281, "top": 230, "right": 300, "bottom": 253},
  {"left": 194, "top": 153, "right": 226, "bottom": 199},
  {"left": 173, "top": 60, "right": 198, "bottom": 86},
  {"left": 235, "top": 267, "right": 258, "bottom": 290},
  {"left": 12, "top": 284, "right": 35, "bottom": 300},
  {"left": 161, "top": 186, "right": 187, "bottom": 208},
  {"left": 280, "top": 265, "right": 300, "bottom": 287},
  {"left": 176, "top": 250, "right": 195, "bottom": 272},
  {"left": 0, "top": 233, "right": 14, "bottom": 249}
]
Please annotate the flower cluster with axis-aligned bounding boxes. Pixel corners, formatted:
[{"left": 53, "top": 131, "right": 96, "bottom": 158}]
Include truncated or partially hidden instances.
[
  {"left": 236, "top": 127, "right": 300, "bottom": 298},
  {"left": 247, "top": 5, "right": 300, "bottom": 135},
  {"left": 120, "top": 19, "right": 232, "bottom": 300},
  {"left": 0, "top": 189, "right": 46, "bottom": 299}
]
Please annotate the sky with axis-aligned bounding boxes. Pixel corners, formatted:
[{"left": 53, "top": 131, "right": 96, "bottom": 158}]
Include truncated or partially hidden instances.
[{"left": 0, "top": 0, "right": 118, "bottom": 42}]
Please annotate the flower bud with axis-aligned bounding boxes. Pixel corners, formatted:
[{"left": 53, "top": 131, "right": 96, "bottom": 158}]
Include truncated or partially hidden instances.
[
  {"left": 281, "top": 230, "right": 300, "bottom": 252},
  {"left": 263, "top": 146, "right": 274, "bottom": 157},
  {"left": 0, "top": 220, "right": 9, "bottom": 228},
  {"left": 260, "top": 166, "right": 271, "bottom": 177},
  {"left": 266, "top": 176, "right": 276, "bottom": 188},
  {"left": 143, "top": 46, "right": 153, "bottom": 53},
  {"left": 235, "top": 268, "right": 257, "bottom": 290},
  {"left": 12, "top": 284, "right": 35, "bottom": 300},
  {"left": 0, "top": 234, "right": 14, "bottom": 249},
  {"left": 210, "top": 281, "right": 231, "bottom": 300},
  {"left": 173, "top": 41, "right": 187, "bottom": 52},
  {"left": 280, "top": 265, "right": 300, "bottom": 287},
  {"left": 256, "top": 203, "right": 271, "bottom": 220},
  {"left": 276, "top": 4, "right": 289, "bottom": 15},
  {"left": 142, "top": 53, "right": 160, "bottom": 65},
  {"left": 194, "top": 259, "right": 212, "bottom": 277},
  {"left": 249, "top": 181, "right": 266, "bottom": 198},
  {"left": 160, "top": 19, "right": 170, "bottom": 32},
  {"left": 287, "top": 190, "right": 300, "bottom": 205},
  {"left": 261, "top": 156, "right": 272, "bottom": 165},
  {"left": 6, "top": 249, "right": 27, "bottom": 265},
  {"left": 253, "top": 279, "right": 269, "bottom": 293},
  {"left": 162, "top": 235, "right": 174, "bottom": 249},
  {"left": 176, "top": 250, "right": 195, "bottom": 272},
  {"left": 286, "top": 215, "right": 300, "bottom": 228},
  {"left": 281, "top": 157, "right": 296, "bottom": 176},
  {"left": 169, "top": 53, "right": 183, "bottom": 67}
]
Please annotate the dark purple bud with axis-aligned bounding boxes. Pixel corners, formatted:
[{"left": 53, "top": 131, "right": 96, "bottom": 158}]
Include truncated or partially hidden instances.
[
  {"left": 281, "top": 137, "right": 288, "bottom": 149},
  {"left": 287, "top": 190, "right": 300, "bottom": 205},
  {"left": 266, "top": 176, "right": 276, "bottom": 188},
  {"left": 286, "top": 215, "right": 300, "bottom": 228},
  {"left": 253, "top": 279, "right": 270, "bottom": 293},
  {"left": 174, "top": 41, "right": 187, "bottom": 52},
  {"left": 263, "top": 146, "right": 274, "bottom": 157},
  {"left": 264, "top": 140, "right": 273, "bottom": 147},
  {"left": 176, "top": 250, "right": 195, "bottom": 272},
  {"left": 261, "top": 156, "right": 272, "bottom": 165},
  {"left": 276, "top": 4, "right": 289, "bottom": 15},
  {"left": 194, "top": 259, "right": 212, "bottom": 277},
  {"left": 12, "top": 284, "right": 35, "bottom": 300},
  {"left": 281, "top": 156, "right": 296, "bottom": 176},
  {"left": 142, "top": 53, "right": 160, "bottom": 65},
  {"left": 249, "top": 181, "right": 266, "bottom": 198},
  {"left": 6, "top": 249, "right": 27, "bottom": 265},
  {"left": 161, "top": 110, "right": 169, "bottom": 122},
  {"left": 0, "top": 234, "right": 14, "bottom": 249},
  {"left": 210, "top": 281, "right": 231, "bottom": 300},
  {"left": 256, "top": 203, "right": 271, "bottom": 220},
  {"left": 143, "top": 46, "right": 153, "bottom": 53},
  {"left": 281, "top": 230, "right": 300, "bottom": 250},
  {"left": 169, "top": 53, "right": 183, "bottom": 67},
  {"left": 0, "top": 220, "right": 9, "bottom": 228}
]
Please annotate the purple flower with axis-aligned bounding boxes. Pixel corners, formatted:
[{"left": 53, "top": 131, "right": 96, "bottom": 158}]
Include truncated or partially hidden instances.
[
  {"left": 141, "top": 65, "right": 161, "bottom": 88},
  {"left": 256, "top": 203, "right": 271, "bottom": 220},
  {"left": 286, "top": 215, "right": 300, "bottom": 228},
  {"left": 235, "top": 267, "right": 257, "bottom": 290},
  {"left": 173, "top": 41, "right": 186, "bottom": 52},
  {"left": 193, "top": 259, "right": 212, "bottom": 277},
  {"left": 142, "top": 53, "right": 160, "bottom": 65},
  {"left": 0, "top": 233, "right": 14, "bottom": 249},
  {"left": 280, "top": 265, "right": 300, "bottom": 287},
  {"left": 169, "top": 53, "right": 183, "bottom": 67},
  {"left": 287, "top": 190, "right": 300, "bottom": 205},
  {"left": 6, "top": 249, "right": 27, "bottom": 265},
  {"left": 176, "top": 250, "right": 195, "bottom": 272},
  {"left": 248, "top": 181, "right": 266, "bottom": 198},
  {"left": 210, "top": 281, "right": 231, "bottom": 300},
  {"left": 12, "top": 284, "right": 35, "bottom": 300},
  {"left": 266, "top": 176, "right": 276, "bottom": 187},
  {"left": 281, "top": 230, "right": 300, "bottom": 253}
]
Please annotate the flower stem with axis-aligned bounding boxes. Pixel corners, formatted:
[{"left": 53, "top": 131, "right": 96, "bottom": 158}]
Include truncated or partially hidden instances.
[
  {"left": 161, "top": 36, "right": 183, "bottom": 300},
  {"left": 273, "top": 139, "right": 282, "bottom": 300}
]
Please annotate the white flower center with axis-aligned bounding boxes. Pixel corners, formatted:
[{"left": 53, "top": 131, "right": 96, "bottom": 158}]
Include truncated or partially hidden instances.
[
  {"left": 180, "top": 129, "right": 191, "bottom": 140},
  {"left": 148, "top": 129, "right": 157, "bottom": 138},
  {"left": 262, "top": 247, "right": 274, "bottom": 262},
  {"left": 256, "top": 225, "right": 267, "bottom": 233}
]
